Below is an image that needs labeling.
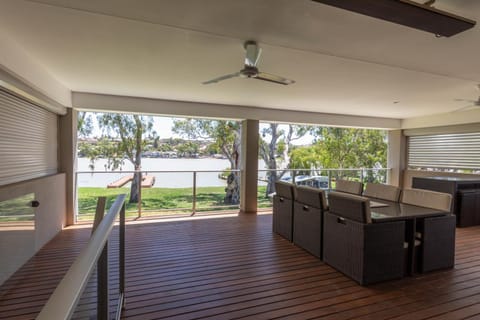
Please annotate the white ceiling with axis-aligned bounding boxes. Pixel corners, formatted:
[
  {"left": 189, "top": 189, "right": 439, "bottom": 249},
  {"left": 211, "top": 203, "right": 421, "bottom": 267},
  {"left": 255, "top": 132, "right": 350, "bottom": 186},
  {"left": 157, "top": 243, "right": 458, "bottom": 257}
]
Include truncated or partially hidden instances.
[{"left": 1, "top": 0, "right": 480, "bottom": 120}]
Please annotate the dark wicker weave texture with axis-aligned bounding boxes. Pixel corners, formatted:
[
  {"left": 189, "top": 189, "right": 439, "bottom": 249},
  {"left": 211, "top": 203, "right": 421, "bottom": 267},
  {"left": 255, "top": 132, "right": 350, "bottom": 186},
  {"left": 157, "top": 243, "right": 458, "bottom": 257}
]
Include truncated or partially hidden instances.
[
  {"left": 293, "top": 186, "right": 327, "bottom": 259},
  {"left": 420, "top": 214, "right": 456, "bottom": 273},
  {"left": 272, "top": 181, "right": 295, "bottom": 241},
  {"left": 323, "top": 212, "right": 405, "bottom": 285}
]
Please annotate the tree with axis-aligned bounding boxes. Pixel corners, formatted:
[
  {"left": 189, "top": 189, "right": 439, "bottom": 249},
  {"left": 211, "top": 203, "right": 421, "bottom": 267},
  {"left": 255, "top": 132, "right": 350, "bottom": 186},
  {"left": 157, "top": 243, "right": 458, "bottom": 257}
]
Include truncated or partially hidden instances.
[
  {"left": 176, "top": 141, "right": 200, "bottom": 157},
  {"left": 77, "top": 111, "right": 93, "bottom": 138},
  {"left": 289, "top": 127, "right": 387, "bottom": 182},
  {"left": 259, "top": 123, "right": 312, "bottom": 196},
  {"left": 95, "top": 113, "right": 156, "bottom": 203},
  {"left": 289, "top": 143, "right": 322, "bottom": 174},
  {"left": 173, "top": 119, "right": 241, "bottom": 204}
]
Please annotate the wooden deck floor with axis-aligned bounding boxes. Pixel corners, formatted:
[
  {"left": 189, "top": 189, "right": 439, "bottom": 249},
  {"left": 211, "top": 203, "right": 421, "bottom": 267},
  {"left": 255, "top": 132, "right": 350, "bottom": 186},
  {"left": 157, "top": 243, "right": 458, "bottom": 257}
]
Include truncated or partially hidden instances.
[{"left": 2, "top": 213, "right": 480, "bottom": 319}]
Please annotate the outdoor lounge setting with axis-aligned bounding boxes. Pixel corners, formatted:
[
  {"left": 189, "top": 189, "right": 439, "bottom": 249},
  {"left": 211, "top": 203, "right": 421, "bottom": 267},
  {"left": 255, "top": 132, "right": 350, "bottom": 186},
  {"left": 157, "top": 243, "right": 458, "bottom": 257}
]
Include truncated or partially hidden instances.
[{"left": 2, "top": 0, "right": 480, "bottom": 319}]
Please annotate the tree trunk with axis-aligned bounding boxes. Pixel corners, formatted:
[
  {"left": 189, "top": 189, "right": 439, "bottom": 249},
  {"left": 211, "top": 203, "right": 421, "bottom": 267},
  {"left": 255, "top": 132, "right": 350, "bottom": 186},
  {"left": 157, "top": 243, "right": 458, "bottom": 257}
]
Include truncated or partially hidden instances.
[
  {"left": 224, "top": 172, "right": 240, "bottom": 205},
  {"left": 224, "top": 129, "right": 241, "bottom": 205},
  {"left": 266, "top": 170, "right": 277, "bottom": 196},
  {"left": 130, "top": 115, "right": 144, "bottom": 204},
  {"left": 264, "top": 124, "right": 279, "bottom": 197},
  {"left": 129, "top": 171, "right": 142, "bottom": 203}
]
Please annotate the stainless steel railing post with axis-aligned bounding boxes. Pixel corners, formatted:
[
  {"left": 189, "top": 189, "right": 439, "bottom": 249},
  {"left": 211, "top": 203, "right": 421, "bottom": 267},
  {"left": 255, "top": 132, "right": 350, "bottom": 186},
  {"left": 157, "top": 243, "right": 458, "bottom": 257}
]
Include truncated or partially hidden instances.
[
  {"left": 97, "top": 243, "right": 109, "bottom": 320},
  {"left": 328, "top": 170, "right": 332, "bottom": 190},
  {"left": 118, "top": 203, "right": 126, "bottom": 316},
  {"left": 137, "top": 171, "right": 142, "bottom": 218},
  {"left": 192, "top": 171, "right": 197, "bottom": 216}
]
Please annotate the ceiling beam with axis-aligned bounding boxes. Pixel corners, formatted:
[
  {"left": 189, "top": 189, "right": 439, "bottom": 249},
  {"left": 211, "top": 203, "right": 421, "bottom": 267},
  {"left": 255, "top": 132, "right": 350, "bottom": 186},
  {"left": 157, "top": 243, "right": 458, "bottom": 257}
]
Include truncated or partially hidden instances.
[{"left": 73, "top": 92, "right": 401, "bottom": 130}]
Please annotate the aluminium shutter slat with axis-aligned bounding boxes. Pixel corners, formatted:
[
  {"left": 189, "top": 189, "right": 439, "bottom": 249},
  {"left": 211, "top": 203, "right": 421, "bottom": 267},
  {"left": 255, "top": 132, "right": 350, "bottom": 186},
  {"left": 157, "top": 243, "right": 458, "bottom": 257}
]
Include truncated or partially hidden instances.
[
  {"left": 0, "top": 90, "right": 58, "bottom": 186},
  {"left": 408, "top": 132, "right": 480, "bottom": 170}
]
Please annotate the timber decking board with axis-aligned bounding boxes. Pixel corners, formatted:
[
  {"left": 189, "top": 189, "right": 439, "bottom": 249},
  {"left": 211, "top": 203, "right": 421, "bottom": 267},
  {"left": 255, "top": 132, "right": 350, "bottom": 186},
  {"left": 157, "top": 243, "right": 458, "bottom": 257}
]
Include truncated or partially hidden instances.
[{"left": 1, "top": 214, "right": 480, "bottom": 319}]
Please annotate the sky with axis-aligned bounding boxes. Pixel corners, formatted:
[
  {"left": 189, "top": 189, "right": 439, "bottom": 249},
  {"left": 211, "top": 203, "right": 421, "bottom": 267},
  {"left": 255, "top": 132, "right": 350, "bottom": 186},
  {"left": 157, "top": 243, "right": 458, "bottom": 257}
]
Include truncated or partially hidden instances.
[{"left": 154, "top": 117, "right": 180, "bottom": 139}]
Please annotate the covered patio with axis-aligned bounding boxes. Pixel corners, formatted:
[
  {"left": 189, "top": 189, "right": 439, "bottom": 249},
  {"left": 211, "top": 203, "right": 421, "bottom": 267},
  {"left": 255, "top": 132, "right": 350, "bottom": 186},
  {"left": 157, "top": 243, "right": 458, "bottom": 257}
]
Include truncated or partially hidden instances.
[
  {"left": 1, "top": 0, "right": 480, "bottom": 318},
  {"left": 1, "top": 213, "right": 480, "bottom": 319}
]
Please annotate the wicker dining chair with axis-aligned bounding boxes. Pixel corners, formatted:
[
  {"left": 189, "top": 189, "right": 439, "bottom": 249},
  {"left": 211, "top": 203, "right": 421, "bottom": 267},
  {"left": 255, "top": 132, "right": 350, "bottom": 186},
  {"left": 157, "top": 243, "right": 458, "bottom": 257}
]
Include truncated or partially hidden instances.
[
  {"left": 401, "top": 188, "right": 456, "bottom": 273},
  {"left": 272, "top": 181, "right": 296, "bottom": 241},
  {"left": 324, "top": 191, "right": 405, "bottom": 285},
  {"left": 293, "top": 186, "right": 328, "bottom": 259}
]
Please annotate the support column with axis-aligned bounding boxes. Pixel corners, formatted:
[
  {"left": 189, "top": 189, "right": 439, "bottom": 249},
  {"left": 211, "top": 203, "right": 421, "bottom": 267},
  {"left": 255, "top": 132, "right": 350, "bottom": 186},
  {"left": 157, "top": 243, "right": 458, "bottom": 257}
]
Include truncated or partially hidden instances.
[
  {"left": 58, "top": 108, "right": 77, "bottom": 225},
  {"left": 387, "top": 129, "right": 407, "bottom": 188},
  {"left": 240, "top": 119, "right": 259, "bottom": 214}
]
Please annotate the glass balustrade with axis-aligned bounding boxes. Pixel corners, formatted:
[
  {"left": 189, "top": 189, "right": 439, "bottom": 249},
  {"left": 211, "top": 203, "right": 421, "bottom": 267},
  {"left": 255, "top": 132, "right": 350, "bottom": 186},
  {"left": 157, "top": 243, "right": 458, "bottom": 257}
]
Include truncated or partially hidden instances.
[{"left": 76, "top": 168, "right": 390, "bottom": 221}]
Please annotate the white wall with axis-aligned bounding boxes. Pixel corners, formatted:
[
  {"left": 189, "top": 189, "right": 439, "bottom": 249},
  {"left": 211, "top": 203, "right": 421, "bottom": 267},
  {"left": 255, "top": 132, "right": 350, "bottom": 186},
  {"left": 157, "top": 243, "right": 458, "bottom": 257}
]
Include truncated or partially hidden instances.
[
  {"left": 0, "top": 174, "right": 66, "bottom": 285},
  {"left": 0, "top": 30, "right": 71, "bottom": 108}
]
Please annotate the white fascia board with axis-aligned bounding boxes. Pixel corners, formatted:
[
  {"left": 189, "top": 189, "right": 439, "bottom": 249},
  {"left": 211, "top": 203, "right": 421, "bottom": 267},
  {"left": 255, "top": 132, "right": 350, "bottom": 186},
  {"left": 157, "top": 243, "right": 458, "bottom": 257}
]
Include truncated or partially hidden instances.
[
  {"left": 73, "top": 92, "right": 401, "bottom": 130},
  {"left": 402, "top": 109, "right": 480, "bottom": 129}
]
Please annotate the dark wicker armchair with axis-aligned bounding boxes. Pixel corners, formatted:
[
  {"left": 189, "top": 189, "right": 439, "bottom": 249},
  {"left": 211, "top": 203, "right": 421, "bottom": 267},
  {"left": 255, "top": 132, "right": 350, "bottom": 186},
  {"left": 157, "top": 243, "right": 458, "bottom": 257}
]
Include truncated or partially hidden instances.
[
  {"left": 272, "top": 181, "right": 296, "bottom": 241},
  {"left": 293, "top": 186, "right": 328, "bottom": 259},
  {"left": 324, "top": 191, "right": 405, "bottom": 285}
]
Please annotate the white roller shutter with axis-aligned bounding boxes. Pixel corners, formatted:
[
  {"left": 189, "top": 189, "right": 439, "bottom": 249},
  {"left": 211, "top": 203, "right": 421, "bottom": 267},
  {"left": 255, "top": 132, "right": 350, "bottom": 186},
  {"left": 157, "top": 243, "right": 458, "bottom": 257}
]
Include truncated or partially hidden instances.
[
  {"left": 0, "top": 89, "right": 58, "bottom": 186},
  {"left": 408, "top": 132, "right": 480, "bottom": 170}
]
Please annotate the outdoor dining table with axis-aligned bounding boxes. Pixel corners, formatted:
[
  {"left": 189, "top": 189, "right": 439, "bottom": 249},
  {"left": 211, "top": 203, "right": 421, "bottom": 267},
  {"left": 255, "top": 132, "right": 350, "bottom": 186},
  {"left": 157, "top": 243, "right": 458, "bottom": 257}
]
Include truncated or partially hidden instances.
[{"left": 366, "top": 198, "right": 452, "bottom": 274}]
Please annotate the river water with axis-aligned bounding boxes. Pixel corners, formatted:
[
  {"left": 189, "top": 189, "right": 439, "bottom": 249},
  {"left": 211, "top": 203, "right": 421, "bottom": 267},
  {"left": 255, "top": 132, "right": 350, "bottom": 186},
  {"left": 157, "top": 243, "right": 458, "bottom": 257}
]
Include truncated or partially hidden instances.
[{"left": 77, "top": 158, "right": 268, "bottom": 188}]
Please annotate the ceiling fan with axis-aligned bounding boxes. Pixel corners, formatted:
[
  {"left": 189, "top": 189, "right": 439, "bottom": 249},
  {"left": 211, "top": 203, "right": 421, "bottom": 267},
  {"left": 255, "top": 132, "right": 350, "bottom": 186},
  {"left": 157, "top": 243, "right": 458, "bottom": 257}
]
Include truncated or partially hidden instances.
[
  {"left": 202, "top": 41, "right": 295, "bottom": 86},
  {"left": 454, "top": 84, "right": 480, "bottom": 111}
]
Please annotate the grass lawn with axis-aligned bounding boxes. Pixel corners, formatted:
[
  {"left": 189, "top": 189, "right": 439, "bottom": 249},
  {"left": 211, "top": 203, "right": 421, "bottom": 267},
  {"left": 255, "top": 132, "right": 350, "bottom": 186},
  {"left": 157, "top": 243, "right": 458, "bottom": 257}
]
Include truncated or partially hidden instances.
[{"left": 77, "top": 186, "right": 271, "bottom": 220}]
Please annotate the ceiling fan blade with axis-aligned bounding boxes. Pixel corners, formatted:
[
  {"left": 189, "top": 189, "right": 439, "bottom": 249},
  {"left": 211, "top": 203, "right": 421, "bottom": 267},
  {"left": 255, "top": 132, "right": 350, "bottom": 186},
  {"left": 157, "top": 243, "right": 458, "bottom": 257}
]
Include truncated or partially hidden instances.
[
  {"left": 255, "top": 72, "right": 295, "bottom": 85},
  {"left": 202, "top": 72, "right": 241, "bottom": 85},
  {"left": 244, "top": 41, "right": 261, "bottom": 67}
]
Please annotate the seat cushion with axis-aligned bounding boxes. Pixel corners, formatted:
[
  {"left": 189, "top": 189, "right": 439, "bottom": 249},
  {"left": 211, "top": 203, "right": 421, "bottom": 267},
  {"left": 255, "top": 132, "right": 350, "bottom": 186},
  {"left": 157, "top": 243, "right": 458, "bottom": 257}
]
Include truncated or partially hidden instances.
[
  {"left": 275, "top": 181, "right": 295, "bottom": 199},
  {"left": 363, "top": 183, "right": 400, "bottom": 202},
  {"left": 401, "top": 188, "right": 452, "bottom": 212},
  {"left": 335, "top": 179, "right": 363, "bottom": 195},
  {"left": 328, "top": 191, "right": 371, "bottom": 223},
  {"left": 295, "top": 185, "right": 327, "bottom": 211}
]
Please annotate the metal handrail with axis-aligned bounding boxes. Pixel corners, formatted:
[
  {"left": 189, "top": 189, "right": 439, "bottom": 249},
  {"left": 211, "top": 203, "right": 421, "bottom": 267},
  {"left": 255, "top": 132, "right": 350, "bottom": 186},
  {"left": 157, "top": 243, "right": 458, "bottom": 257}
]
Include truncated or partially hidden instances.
[
  {"left": 37, "top": 194, "right": 126, "bottom": 320},
  {"left": 257, "top": 168, "right": 391, "bottom": 172},
  {"left": 76, "top": 169, "right": 241, "bottom": 174}
]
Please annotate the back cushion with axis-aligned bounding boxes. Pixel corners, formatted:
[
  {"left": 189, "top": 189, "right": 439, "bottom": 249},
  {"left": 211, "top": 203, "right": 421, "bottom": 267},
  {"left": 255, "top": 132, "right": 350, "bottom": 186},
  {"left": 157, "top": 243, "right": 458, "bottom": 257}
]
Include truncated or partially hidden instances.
[
  {"left": 363, "top": 183, "right": 401, "bottom": 202},
  {"left": 295, "top": 186, "right": 328, "bottom": 211},
  {"left": 275, "top": 181, "right": 295, "bottom": 199},
  {"left": 401, "top": 188, "right": 452, "bottom": 212},
  {"left": 335, "top": 179, "right": 363, "bottom": 195},
  {"left": 328, "top": 191, "right": 371, "bottom": 223}
]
